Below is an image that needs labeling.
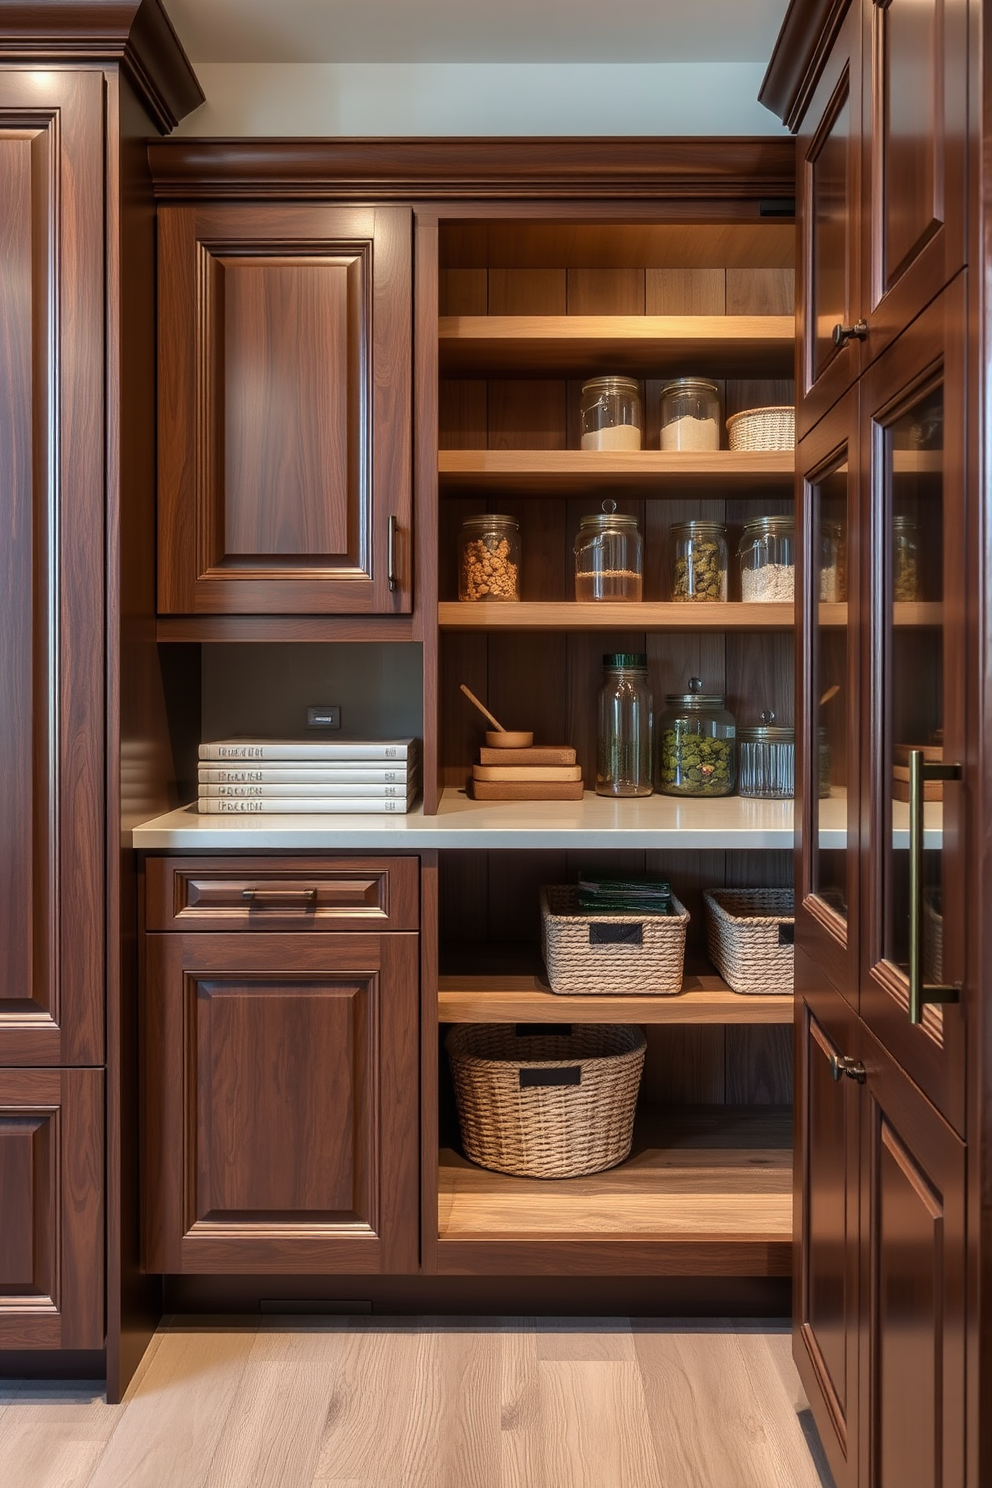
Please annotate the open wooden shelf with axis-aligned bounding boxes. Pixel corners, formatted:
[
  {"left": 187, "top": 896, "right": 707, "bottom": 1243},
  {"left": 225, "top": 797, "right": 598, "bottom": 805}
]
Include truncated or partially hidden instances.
[
  {"left": 439, "top": 600, "right": 793, "bottom": 631},
  {"left": 819, "top": 601, "right": 943, "bottom": 628},
  {"left": 438, "top": 969, "right": 793, "bottom": 1025},
  {"left": 438, "top": 314, "right": 795, "bottom": 376},
  {"left": 436, "top": 1105, "right": 792, "bottom": 1274},
  {"left": 438, "top": 448, "right": 794, "bottom": 495}
]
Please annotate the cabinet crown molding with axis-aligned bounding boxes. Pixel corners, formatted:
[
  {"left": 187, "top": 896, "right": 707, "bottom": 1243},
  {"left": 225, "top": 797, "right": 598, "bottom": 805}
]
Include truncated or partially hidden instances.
[
  {"left": 759, "top": 0, "right": 852, "bottom": 131},
  {"left": 147, "top": 136, "right": 796, "bottom": 202},
  {"left": 0, "top": 0, "right": 204, "bottom": 131}
]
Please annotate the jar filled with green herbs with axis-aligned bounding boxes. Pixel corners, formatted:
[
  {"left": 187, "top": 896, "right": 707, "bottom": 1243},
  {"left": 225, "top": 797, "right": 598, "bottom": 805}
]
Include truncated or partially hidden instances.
[
  {"left": 596, "top": 653, "right": 654, "bottom": 797},
  {"left": 657, "top": 677, "right": 736, "bottom": 797},
  {"left": 670, "top": 520, "right": 728, "bottom": 601}
]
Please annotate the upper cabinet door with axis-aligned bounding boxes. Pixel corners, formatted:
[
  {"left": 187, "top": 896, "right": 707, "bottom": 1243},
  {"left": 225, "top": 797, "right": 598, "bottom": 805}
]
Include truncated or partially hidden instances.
[
  {"left": 158, "top": 205, "right": 412, "bottom": 616},
  {"left": 797, "top": 0, "right": 863, "bottom": 436},
  {"left": 862, "top": 0, "right": 967, "bottom": 362}
]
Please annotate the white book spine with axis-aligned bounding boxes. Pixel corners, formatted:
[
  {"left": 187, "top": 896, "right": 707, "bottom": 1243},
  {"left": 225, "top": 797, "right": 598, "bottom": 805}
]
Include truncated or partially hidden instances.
[
  {"left": 197, "top": 797, "right": 414, "bottom": 814},
  {"left": 198, "top": 740, "right": 418, "bottom": 762},
  {"left": 198, "top": 783, "right": 411, "bottom": 799},
  {"left": 198, "top": 766, "right": 413, "bottom": 784}
]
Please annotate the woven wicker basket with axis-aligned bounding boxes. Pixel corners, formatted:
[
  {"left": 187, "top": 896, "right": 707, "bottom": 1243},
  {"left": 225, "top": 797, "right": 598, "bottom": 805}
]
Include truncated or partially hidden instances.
[
  {"left": 540, "top": 884, "right": 689, "bottom": 996},
  {"left": 703, "top": 888, "right": 795, "bottom": 994},
  {"left": 445, "top": 1023, "right": 646, "bottom": 1178},
  {"left": 726, "top": 405, "right": 796, "bottom": 452}
]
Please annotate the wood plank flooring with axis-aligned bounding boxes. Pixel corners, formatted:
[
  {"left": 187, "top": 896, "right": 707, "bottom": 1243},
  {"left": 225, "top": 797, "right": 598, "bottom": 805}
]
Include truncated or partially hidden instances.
[{"left": 0, "top": 1318, "right": 834, "bottom": 1488}]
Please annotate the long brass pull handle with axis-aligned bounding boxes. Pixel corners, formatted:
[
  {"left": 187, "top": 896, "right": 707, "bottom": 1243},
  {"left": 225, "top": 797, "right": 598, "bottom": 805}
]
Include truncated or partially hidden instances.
[
  {"left": 908, "top": 749, "right": 961, "bottom": 1023},
  {"left": 242, "top": 886, "right": 317, "bottom": 907},
  {"left": 387, "top": 514, "right": 398, "bottom": 592}
]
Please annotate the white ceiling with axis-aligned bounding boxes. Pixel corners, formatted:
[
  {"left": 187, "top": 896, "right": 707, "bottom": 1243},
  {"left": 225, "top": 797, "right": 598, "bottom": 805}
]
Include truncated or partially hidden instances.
[{"left": 165, "top": 0, "right": 789, "bottom": 66}]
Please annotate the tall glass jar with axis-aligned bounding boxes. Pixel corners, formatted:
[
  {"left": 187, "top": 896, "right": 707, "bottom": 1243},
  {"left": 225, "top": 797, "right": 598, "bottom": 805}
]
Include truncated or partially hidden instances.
[
  {"left": 657, "top": 678, "right": 736, "bottom": 797},
  {"left": 574, "top": 500, "right": 643, "bottom": 601},
  {"left": 739, "top": 515, "right": 795, "bottom": 602},
  {"left": 596, "top": 653, "right": 654, "bottom": 797},
  {"left": 819, "top": 519, "right": 847, "bottom": 601},
  {"left": 458, "top": 514, "right": 521, "bottom": 601},
  {"left": 738, "top": 712, "right": 795, "bottom": 799},
  {"left": 670, "top": 520, "right": 728, "bottom": 601},
  {"left": 893, "top": 514, "right": 920, "bottom": 601},
  {"left": 659, "top": 379, "right": 720, "bottom": 451},
  {"left": 580, "top": 376, "right": 642, "bottom": 450}
]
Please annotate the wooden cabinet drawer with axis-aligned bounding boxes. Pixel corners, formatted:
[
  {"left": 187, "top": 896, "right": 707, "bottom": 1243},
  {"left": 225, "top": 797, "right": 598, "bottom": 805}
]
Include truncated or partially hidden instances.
[{"left": 144, "top": 855, "right": 419, "bottom": 933}]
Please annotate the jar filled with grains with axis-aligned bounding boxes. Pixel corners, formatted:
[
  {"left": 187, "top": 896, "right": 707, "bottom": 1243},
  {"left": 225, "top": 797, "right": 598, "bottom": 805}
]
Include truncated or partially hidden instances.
[
  {"left": 657, "top": 678, "right": 736, "bottom": 797},
  {"left": 659, "top": 379, "right": 720, "bottom": 451},
  {"left": 574, "top": 500, "right": 643, "bottom": 601},
  {"left": 893, "top": 515, "right": 920, "bottom": 602},
  {"left": 458, "top": 514, "right": 521, "bottom": 602},
  {"left": 739, "top": 515, "right": 795, "bottom": 603},
  {"left": 670, "top": 520, "right": 728, "bottom": 602},
  {"left": 819, "top": 520, "right": 847, "bottom": 602},
  {"left": 580, "top": 376, "right": 643, "bottom": 451}
]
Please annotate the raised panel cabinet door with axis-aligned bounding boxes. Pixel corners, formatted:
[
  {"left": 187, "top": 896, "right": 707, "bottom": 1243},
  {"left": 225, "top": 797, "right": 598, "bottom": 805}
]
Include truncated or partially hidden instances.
[
  {"left": 797, "top": 0, "right": 863, "bottom": 436},
  {"left": 860, "top": 1025, "right": 965, "bottom": 1488},
  {"left": 143, "top": 932, "right": 419, "bottom": 1274},
  {"left": 793, "top": 979, "right": 861, "bottom": 1488},
  {"left": 862, "top": 0, "right": 968, "bottom": 363},
  {"left": 158, "top": 204, "right": 412, "bottom": 615},
  {"left": 0, "top": 1068, "right": 104, "bottom": 1350},
  {"left": 0, "top": 73, "right": 106, "bottom": 1066}
]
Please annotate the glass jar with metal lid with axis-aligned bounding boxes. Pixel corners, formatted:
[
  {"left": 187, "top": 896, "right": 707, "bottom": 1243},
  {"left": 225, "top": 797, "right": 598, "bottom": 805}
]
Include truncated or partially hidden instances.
[
  {"left": 670, "top": 520, "right": 728, "bottom": 602},
  {"left": 458, "top": 513, "right": 521, "bottom": 601},
  {"left": 657, "top": 677, "right": 736, "bottom": 797},
  {"left": 574, "top": 500, "right": 643, "bottom": 601},
  {"left": 580, "top": 376, "right": 643, "bottom": 451},
  {"left": 738, "top": 711, "right": 795, "bottom": 799},
  {"left": 893, "top": 514, "right": 920, "bottom": 601},
  {"left": 659, "top": 379, "right": 720, "bottom": 451},
  {"left": 819, "top": 519, "right": 846, "bottom": 602},
  {"left": 739, "top": 514, "right": 795, "bottom": 603},
  {"left": 597, "top": 653, "right": 654, "bottom": 797}
]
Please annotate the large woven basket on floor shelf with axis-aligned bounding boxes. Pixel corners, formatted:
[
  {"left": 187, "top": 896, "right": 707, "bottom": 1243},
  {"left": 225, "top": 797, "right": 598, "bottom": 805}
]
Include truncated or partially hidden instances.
[
  {"left": 540, "top": 884, "right": 689, "bottom": 995},
  {"left": 726, "top": 405, "right": 795, "bottom": 451},
  {"left": 703, "top": 888, "right": 795, "bottom": 995},
  {"left": 445, "top": 1023, "right": 646, "bottom": 1179}
]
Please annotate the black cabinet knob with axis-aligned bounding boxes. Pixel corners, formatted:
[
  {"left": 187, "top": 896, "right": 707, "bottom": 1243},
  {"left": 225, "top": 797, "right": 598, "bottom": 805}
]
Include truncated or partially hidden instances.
[{"left": 832, "top": 319, "right": 868, "bottom": 348}]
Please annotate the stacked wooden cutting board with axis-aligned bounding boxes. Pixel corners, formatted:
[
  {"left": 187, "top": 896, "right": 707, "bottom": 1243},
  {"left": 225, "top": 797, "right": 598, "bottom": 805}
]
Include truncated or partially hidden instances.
[{"left": 469, "top": 744, "right": 584, "bottom": 801}]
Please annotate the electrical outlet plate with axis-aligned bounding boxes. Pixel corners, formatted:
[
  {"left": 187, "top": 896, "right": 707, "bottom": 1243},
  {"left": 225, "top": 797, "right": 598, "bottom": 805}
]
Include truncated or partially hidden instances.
[{"left": 307, "top": 705, "right": 341, "bottom": 729}]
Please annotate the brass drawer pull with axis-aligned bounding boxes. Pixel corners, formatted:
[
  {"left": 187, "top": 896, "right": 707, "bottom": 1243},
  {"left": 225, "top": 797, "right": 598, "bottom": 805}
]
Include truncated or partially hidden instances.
[
  {"left": 829, "top": 1054, "right": 866, "bottom": 1084},
  {"left": 242, "top": 886, "right": 317, "bottom": 908}
]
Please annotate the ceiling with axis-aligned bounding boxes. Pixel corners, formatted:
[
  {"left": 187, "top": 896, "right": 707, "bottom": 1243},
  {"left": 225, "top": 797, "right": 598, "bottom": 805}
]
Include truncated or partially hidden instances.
[{"left": 164, "top": 0, "right": 789, "bottom": 66}]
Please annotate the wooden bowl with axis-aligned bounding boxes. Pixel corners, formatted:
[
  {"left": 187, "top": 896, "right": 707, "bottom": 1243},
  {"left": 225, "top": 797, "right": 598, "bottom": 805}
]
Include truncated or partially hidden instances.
[{"left": 485, "top": 730, "right": 534, "bottom": 749}]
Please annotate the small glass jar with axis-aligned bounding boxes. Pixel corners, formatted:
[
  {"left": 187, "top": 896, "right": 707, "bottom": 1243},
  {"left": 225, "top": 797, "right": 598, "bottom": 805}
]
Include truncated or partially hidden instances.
[
  {"left": 580, "top": 376, "right": 643, "bottom": 451},
  {"left": 574, "top": 500, "right": 643, "bottom": 601},
  {"left": 657, "top": 678, "right": 736, "bottom": 797},
  {"left": 738, "top": 712, "right": 794, "bottom": 799},
  {"left": 739, "top": 515, "right": 795, "bottom": 603},
  {"left": 659, "top": 379, "right": 720, "bottom": 451},
  {"left": 818, "top": 727, "right": 832, "bottom": 799},
  {"left": 458, "top": 514, "right": 521, "bottom": 602},
  {"left": 819, "top": 520, "right": 847, "bottom": 602},
  {"left": 893, "top": 514, "right": 920, "bottom": 602},
  {"left": 596, "top": 653, "right": 654, "bottom": 798},
  {"left": 670, "top": 520, "right": 728, "bottom": 602}
]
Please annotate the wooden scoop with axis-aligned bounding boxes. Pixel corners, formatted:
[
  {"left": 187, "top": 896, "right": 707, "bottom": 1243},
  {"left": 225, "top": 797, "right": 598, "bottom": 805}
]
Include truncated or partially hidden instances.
[{"left": 459, "top": 683, "right": 533, "bottom": 749}]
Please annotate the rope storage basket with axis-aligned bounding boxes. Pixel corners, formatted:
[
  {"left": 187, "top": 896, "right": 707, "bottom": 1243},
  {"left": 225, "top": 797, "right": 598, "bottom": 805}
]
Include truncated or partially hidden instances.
[
  {"left": 703, "top": 888, "right": 795, "bottom": 994},
  {"left": 445, "top": 1023, "right": 646, "bottom": 1178},
  {"left": 726, "top": 405, "right": 795, "bottom": 452},
  {"left": 540, "top": 885, "right": 689, "bottom": 995}
]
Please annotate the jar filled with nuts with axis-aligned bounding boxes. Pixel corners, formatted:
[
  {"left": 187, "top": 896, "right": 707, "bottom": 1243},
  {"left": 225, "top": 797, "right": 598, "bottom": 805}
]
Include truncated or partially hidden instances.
[
  {"left": 458, "top": 514, "right": 521, "bottom": 602},
  {"left": 670, "top": 520, "right": 728, "bottom": 602}
]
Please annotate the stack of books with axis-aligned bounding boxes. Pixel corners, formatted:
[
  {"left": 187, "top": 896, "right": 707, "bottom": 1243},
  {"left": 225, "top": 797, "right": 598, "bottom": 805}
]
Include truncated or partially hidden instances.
[
  {"left": 576, "top": 874, "right": 674, "bottom": 916},
  {"left": 197, "top": 738, "right": 420, "bottom": 814},
  {"left": 469, "top": 743, "right": 584, "bottom": 802}
]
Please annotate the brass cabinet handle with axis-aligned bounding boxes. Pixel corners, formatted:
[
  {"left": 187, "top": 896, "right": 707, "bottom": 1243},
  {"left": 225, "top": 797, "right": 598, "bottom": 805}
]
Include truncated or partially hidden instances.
[
  {"left": 908, "top": 748, "right": 962, "bottom": 1023},
  {"left": 388, "top": 514, "right": 398, "bottom": 592},
  {"left": 242, "top": 886, "right": 317, "bottom": 907},
  {"left": 829, "top": 1054, "right": 866, "bottom": 1084},
  {"left": 832, "top": 319, "right": 868, "bottom": 347}
]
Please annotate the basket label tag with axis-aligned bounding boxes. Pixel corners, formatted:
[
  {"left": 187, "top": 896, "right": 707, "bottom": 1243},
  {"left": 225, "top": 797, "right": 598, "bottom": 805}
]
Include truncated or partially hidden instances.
[
  {"left": 778, "top": 923, "right": 795, "bottom": 945},
  {"left": 519, "top": 1066, "right": 581, "bottom": 1088},
  {"left": 589, "top": 922, "right": 642, "bottom": 946},
  {"left": 516, "top": 1024, "right": 571, "bottom": 1037}
]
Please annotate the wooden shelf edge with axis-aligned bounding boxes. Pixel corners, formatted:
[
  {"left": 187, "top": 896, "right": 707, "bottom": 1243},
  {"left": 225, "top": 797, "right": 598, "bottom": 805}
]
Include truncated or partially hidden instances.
[
  {"left": 431, "top": 1236, "right": 793, "bottom": 1277},
  {"left": 438, "top": 974, "right": 794, "bottom": 1024},
  {"left": 438, "top": 601, "right": 793, "bottom": 631},
  {"left": 439, "top": 449, "right": 795, "bottom": 481}
]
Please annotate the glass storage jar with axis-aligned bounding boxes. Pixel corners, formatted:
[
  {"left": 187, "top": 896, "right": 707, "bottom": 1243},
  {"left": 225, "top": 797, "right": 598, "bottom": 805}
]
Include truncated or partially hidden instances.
[
  {"left": 458, "top": 513, "right": 521, "bottom": 601},
  {"left": 574, "top": 500, "right": 643, "bottom": 601},
  {"left": 893, "top": 514, "right": 920, "bottom": 601},
  {"left": 659, "top": 379, "right": 720, "bottom": 451},
  {"left": 596, "top": 653, "right": 654, "bottom": 797},
  {"left": 580, "top": 376, "right": 642, "bottom": 450},
  {"left": 657, "top": 678, "right": 736, "bottom": 797},
  {"left": 739, "top": 514, "right": 795, "bottom": 602},
  {"left": 738, "top": 712, "right": 795, "bottom": 799},
  {"left": 670, "top": 520, "right": 728, "bottom": 602},
  {"left": 818, "top": 727, "right": 832, "bottom": 799},
  {"left": 819, "top": 519, "right": 847, "bottom": 602}
]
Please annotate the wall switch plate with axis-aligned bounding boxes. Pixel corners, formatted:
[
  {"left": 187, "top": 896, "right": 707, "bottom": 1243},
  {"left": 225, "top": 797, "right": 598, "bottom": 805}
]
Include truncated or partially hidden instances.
[{"left": 307, "top": 705, "right": 341, "bottom": 729}]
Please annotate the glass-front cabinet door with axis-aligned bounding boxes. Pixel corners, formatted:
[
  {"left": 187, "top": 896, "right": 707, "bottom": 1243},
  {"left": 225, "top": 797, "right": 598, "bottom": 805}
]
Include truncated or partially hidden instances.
[{"left": 860, "top": 277, "right": 966, "bottom": 1135}]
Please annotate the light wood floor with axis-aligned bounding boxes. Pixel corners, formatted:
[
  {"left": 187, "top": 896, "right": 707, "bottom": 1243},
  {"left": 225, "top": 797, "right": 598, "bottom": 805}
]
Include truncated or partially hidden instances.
[{"left": 0, "top": 1317, "right": 834, "bottom": 1488}]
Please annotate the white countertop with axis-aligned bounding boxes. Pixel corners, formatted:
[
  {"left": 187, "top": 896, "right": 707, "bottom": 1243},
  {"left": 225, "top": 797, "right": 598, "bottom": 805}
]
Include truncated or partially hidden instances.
[{"left": 130, "top": 789, "right": 864, "bottom": 851}]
